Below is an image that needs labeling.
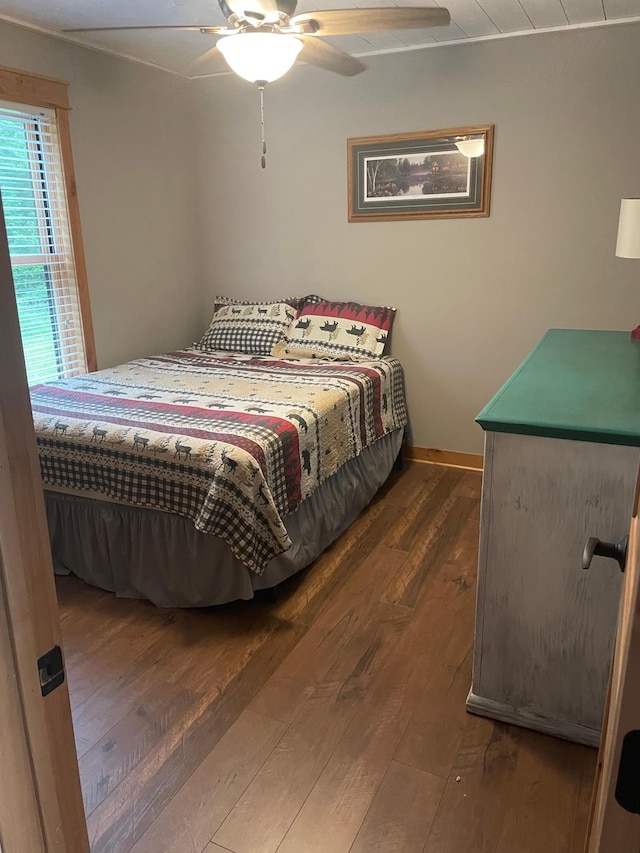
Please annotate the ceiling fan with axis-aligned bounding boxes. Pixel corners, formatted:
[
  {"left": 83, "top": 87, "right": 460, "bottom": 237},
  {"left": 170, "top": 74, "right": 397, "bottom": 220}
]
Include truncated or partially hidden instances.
[
  {"left": 65, "top": 0, "right": 450, "bottom": 81},
  {"left": 65, "top": 0, "right": 450, "bottom": 166}
]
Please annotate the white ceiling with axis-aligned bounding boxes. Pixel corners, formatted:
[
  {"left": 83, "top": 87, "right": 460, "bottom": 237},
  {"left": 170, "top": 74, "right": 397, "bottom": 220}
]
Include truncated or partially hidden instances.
[{"left": 1, "top": 0, "right": 639, "bottom": 78}]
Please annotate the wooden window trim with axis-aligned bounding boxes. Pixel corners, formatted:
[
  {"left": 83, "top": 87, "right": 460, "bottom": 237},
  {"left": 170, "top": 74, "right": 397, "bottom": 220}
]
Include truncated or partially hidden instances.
[{"left": 0, "top": 65, "right": 96, "bottom": 372}]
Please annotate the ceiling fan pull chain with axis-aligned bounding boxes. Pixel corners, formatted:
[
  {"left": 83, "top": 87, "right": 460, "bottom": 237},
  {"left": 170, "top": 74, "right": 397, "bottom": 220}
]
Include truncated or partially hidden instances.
[{"left": 258, "top": 83, "right": 267, "bottom": 169}]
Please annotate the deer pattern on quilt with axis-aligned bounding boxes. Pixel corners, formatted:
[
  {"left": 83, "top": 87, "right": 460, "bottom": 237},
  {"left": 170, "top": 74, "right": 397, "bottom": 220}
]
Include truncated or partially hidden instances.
[{"left": 30, "top": 350, "right": 407, "bottom": 573}]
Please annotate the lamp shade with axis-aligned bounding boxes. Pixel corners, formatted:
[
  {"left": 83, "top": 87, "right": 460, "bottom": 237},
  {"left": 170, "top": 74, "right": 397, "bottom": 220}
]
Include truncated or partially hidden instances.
[
  {"left": 615, "top": 198, "right": 640, "bottom": 259},
  {"left": 455, "top": 138, "right": 485, "bottom": 158},
  {"left": 217, "top": 33, "right": 303, "bottom": 83}
]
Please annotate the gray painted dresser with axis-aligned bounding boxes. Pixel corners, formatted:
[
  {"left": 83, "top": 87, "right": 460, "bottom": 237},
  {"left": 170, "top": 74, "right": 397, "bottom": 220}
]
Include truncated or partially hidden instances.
[{"left": 468, "top": 329, "right": 640, "bottom": 746}]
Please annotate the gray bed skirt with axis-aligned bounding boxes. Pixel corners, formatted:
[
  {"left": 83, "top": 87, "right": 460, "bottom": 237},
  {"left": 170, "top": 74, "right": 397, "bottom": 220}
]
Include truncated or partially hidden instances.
[{"left": 45, "top": 428, "right": 403, "bottom": 607}]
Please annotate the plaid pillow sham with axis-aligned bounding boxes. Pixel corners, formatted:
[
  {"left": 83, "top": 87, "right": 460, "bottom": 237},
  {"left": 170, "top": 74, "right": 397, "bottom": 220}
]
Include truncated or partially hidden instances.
[
  {"left": 197, "top": 295, "right": 325, "bottom": 356},
  {"left": 211, "top": 294, "right": 323, "bottom": 316},
  {"left": 197, "top": 302, "right": 297, "bottom": 356}
]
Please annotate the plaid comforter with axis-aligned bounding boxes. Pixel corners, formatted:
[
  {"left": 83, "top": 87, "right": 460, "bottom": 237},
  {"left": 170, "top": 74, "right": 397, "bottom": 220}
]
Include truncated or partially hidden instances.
[{"left": 31, "top": 350, "right": 407, "bottom": 573}]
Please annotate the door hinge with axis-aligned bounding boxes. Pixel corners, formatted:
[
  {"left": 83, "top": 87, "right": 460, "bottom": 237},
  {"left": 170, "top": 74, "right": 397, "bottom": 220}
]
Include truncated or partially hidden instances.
[{"left": 37, "top": 645, "right": 65, "bottom": 697}]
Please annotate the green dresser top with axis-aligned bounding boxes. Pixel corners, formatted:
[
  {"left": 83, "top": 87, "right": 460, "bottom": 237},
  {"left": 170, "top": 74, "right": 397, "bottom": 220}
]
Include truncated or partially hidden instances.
[{"left": 477, "top": 329, "right": 640, "bottom": 446}]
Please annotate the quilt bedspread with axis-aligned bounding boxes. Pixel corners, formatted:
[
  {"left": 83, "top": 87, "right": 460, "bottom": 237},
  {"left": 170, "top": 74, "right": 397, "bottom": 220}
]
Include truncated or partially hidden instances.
[{"left": 30, "top": 350, "right": 407, "bottom": 573}]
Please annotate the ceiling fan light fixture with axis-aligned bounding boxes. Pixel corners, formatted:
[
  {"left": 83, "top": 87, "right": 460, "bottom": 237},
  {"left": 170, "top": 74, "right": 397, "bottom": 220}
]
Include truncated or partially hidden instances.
[
  {"left": 455, "top": 138, "right": 485, "bottom": 158},
  {"left": 217, "top": 32, "right": 303, "bottom": 83}
]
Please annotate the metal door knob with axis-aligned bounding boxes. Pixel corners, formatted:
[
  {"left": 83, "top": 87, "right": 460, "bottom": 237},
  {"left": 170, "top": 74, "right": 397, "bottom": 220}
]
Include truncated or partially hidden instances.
[{"left": 582, "top": 536, "right": 628, "bottom": 573}]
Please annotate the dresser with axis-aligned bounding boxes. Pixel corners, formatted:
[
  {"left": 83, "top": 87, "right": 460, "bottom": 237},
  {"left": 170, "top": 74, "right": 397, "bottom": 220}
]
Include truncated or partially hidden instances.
[{"left": 468, "top": 329, "right": 640, "bottom": 746}]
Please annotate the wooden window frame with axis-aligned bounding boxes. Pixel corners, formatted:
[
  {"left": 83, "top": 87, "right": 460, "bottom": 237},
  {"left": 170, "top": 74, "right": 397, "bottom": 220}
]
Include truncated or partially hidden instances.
[{"left": 0, "top": 64, "right": 96, "bottom": 372}]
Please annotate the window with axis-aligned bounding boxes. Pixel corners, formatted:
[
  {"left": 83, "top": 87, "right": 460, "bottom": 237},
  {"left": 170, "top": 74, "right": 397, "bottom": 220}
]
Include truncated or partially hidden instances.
[{"left": 0, "top": 68, "right": 94, "bottom": 385}]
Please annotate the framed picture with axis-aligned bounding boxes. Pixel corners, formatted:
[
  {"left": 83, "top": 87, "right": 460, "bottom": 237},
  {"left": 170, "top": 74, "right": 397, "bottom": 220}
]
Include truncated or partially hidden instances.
[{"left": 347, "top": 125, "right": 494, "bottom": 222}]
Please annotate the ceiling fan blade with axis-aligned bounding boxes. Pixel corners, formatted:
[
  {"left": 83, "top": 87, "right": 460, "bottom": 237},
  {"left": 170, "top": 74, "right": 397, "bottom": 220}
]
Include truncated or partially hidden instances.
[
  {"left": 189, "top": 42, "right": 224, "bottom": 72},
  {"left": 299, "top": 36, "right": 366, "bottom": 76},
  {"left": 63, "top": 24, "right": 233, "bottom": 34},
  {"left": 291, "top": 6, "right": 450, "bottom": 36}
]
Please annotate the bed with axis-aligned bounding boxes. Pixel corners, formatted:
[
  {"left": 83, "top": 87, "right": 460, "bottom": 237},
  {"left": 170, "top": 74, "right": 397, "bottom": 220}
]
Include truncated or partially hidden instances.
[{"left": 31, "top": 348, "right": 407, "bottom": 606}]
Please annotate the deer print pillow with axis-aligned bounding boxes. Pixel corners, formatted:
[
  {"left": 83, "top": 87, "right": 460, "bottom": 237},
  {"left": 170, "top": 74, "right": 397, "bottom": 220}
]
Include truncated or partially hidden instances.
[
  {"left": 197, "top": 301, "right": 297, "bottom": 356},
  {"left": 272, "top": 299, "right": 396, "bottom": 361}
]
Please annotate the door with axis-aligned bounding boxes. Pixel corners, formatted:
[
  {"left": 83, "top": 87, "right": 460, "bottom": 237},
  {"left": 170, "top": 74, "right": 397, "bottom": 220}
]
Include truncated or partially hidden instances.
[
  {"left": 0, "top": 192, "right": 89, "bottom": 849},
  {"left": 586, "top": 478, "right": 640, "bottom": 852}
]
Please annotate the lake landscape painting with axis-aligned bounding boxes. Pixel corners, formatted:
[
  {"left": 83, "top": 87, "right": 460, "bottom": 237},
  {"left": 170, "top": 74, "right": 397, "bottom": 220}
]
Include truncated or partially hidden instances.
[
  {"left": 348, "top": 125, "right": 494, "bottom": 222},
  {"left": 364, "top": 150, "right": 470, "bottom": 202}
]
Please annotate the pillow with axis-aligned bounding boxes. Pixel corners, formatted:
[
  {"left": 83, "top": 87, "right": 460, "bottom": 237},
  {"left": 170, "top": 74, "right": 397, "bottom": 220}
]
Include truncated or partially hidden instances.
[
  {"left": 211, "top": 294, "right": 323, "bottom": 316},
  {"left": 197, "top": 301, "right": 297, "bottom": 355},
  {"left": 272, "top": 299, "right": 396, "bottom": 361}
]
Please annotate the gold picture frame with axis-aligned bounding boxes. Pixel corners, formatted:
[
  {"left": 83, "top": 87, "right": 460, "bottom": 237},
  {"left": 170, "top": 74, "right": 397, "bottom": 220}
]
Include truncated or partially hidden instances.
[{"left": 347, "top": 125, "right": 494, "bottom": 222}]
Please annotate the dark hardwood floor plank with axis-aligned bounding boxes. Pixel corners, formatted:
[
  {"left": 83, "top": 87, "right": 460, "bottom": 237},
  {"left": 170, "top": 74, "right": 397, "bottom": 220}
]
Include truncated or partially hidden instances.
[
  {"left": 399, "top": 495, "right": 476, "bottom": 609},
  {"left": 350, "top": 760, "right": 445, "bottom": 853},
  {"left": 164, "top": 606, "right": 291, "bottom": 696},
  {"left": 275, "top": 549, "right": 475, "bottom": 853},
  {"left": 394, "top": 521, "right": 478, "bottom": 778},
  {"left": 59, "top": 590, "right": 146, "bottom": 677},
  {"left": 57, "top": 574, "right": 123, "bottom": 623},
  {"left": 87, "top": 618, "right": 306, "bottom": 853},
  {"left": 72, "top": 603, "right": 278, "bottom": 755},
  {"left": 372, "top": 461, "right": 436, "bottom": 510},
  {"left": 271, "top": 499, "right": 405, "bottom": 627},
  {"left": 394, "top": 642, "right": 474, "bottom": 781},
  {"left": 423, "top": 717, "right": 523, "bottom": 853},
  {"left": 569, "top": 747, "right": 597, "bottom": 853},
  {"left": 70, "top": 615, "right": 196, "bottom": 756},
  {"left": 79, "top": 680, "right": 196, "bottom": 816},
  {"left": 384, "top": 467, "right": 463, "bottom": 553},
  {"left": 129, "top": 709, "right": 286, "bottom": 853},
  {"left": 66, "top": 606, "right": 181, "bottom": 714},
  {"left": 495, "top": 730, "right": 595, "bottom": 853},
  {"left": 58, "top": 582, "right": 179, "bottom": 673},
  {"left": 381, "top": 496, "right": 476, "bottom": 609},
  {"left": 214, "top": 598, "right": 412, "bottom": 853},
  {"left": 452, "top": 470, "right": 482, "bottom": 500},
  {"left": 249, "top": 545, "right": 408, "bottom": 724},
  {"left": 54, "top": 462, "right": 595, "bottom": 853}
]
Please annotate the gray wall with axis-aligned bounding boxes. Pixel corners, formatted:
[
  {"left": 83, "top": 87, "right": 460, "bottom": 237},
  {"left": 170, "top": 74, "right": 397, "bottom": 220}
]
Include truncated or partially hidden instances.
[
  {"left": 192, "top": 22, "right": 640, "bottom": 453},
  {"left": 5, "top": 21, "right": 640, "bottom": 452},
  {"left": 0, "top": 23, "right": 202, "bottom": 369}
]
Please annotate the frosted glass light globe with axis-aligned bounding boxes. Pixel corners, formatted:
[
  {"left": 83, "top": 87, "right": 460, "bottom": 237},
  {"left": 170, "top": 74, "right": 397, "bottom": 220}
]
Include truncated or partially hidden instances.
[{"left": 218, "top": 33, "right": 303, "bottom": 83}]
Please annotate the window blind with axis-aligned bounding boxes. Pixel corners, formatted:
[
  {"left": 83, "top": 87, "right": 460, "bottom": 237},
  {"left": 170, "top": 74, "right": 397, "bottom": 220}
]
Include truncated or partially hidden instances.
[{"left": 0, "top": 101, "right": 87, "bottom": 385}]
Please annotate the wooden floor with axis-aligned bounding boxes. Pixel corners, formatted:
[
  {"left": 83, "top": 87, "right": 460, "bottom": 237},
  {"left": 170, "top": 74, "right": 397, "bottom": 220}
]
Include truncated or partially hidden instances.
[{"left": 57, "top": 462, "right": 597, "bottom": 853}]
